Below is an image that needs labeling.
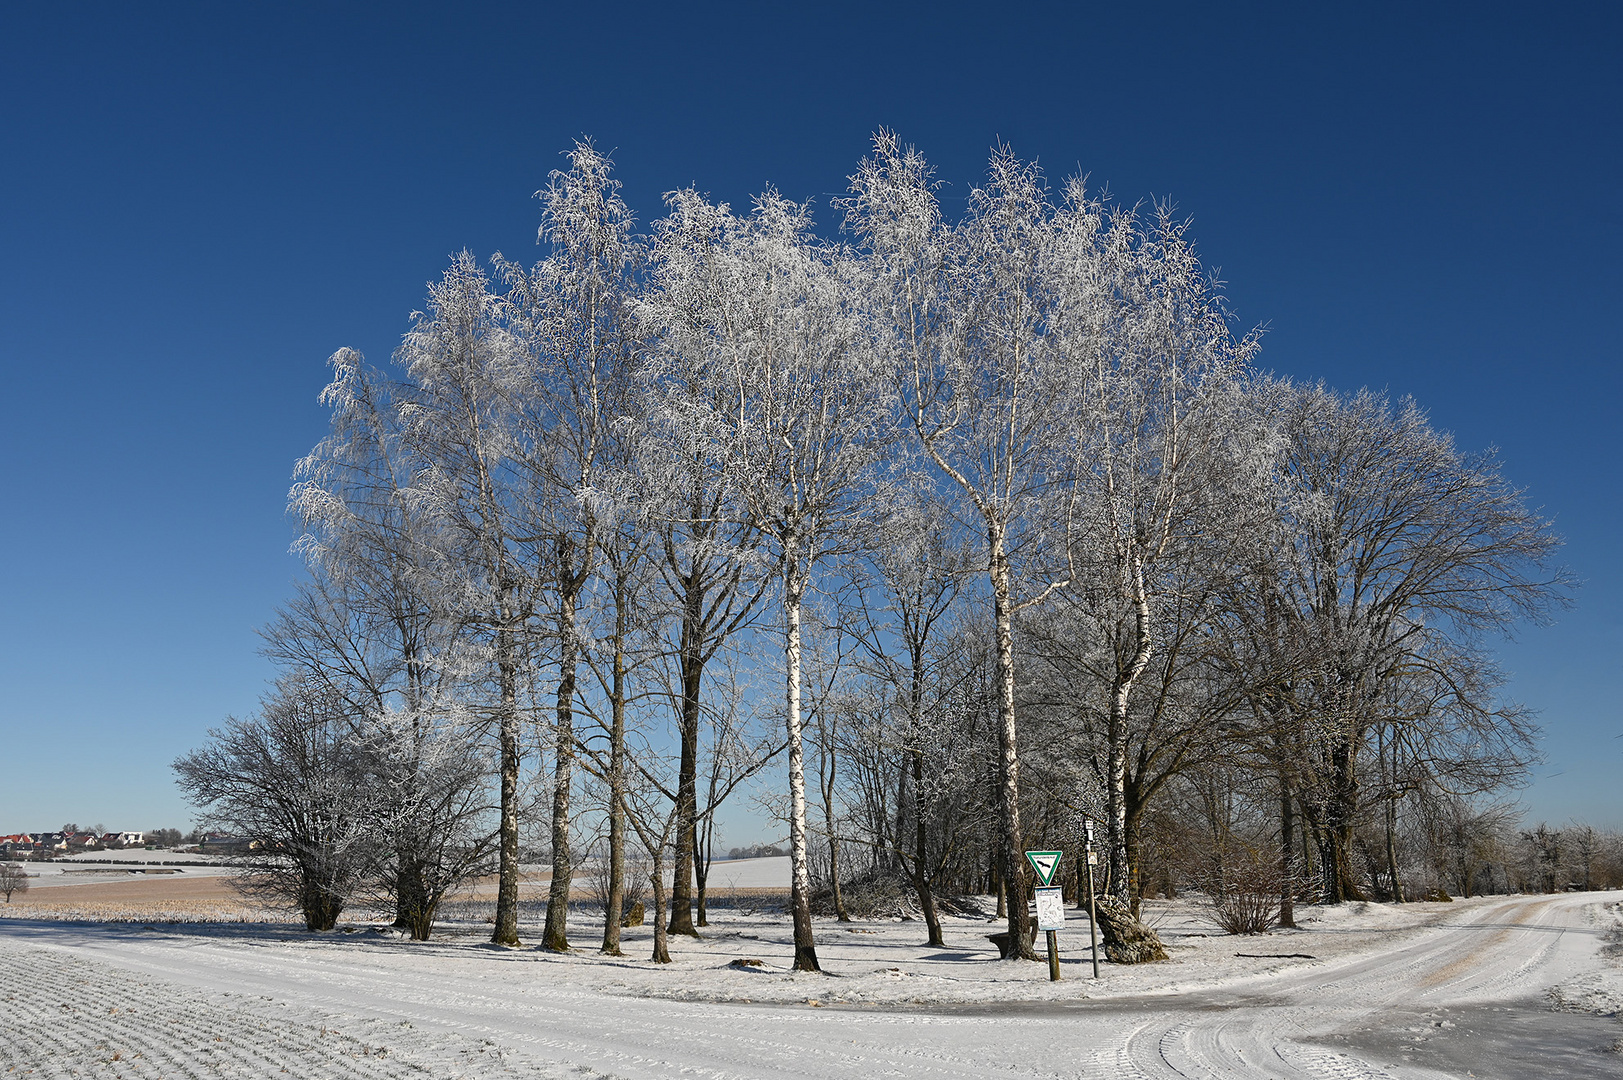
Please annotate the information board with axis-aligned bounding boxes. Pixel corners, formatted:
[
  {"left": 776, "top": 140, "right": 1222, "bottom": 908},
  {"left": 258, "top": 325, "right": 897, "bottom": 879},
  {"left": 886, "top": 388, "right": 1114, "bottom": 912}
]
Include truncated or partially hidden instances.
[{"left": 1035, "top": 886, "right": 1065, "bottom": 931}]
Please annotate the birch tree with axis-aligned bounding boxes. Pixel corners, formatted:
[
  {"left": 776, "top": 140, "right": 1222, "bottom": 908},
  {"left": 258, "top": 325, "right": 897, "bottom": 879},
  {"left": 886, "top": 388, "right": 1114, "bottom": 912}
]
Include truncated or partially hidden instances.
[
  {"left": 639, "top": 191, "right": 768, "bottom": 938},
  {"left": 501, "top": 142, "right": 641, "bottom": 951},
  {"left": 648, "top": 188, "right": 886, "bottom": 970},
  {"left": 846, "top": 136, "right": 1086, "bottom": 958},
  {"left": 393, "top": 255, "right": 544, "bottom": 946},
  {"left": 1060, "top": 203, "right": 1258, "bottom": 933}
]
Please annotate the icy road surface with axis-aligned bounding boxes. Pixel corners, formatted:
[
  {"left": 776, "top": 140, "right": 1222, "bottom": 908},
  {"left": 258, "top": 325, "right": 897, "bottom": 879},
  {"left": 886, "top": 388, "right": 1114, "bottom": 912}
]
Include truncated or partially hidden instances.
[{"left": 2, "top": 892, "right": 1619, "bottom": 1079}]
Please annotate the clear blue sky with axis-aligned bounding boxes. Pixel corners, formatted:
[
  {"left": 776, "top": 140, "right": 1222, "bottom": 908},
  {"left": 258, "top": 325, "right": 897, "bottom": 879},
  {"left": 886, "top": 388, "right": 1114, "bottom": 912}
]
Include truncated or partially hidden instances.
[{"left": 1, "top": 3, "right": 1617, "bottom": 835}]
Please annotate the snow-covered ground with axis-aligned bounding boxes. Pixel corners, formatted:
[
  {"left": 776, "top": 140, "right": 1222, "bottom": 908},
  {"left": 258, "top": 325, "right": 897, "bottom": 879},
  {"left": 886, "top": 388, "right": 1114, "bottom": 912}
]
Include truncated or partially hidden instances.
[
  {"left": 1, "top": 887, "right": 1619, "bottom": 1078},
  {"left": 701, "top": 854, "right": 791, "bottom": 889}
]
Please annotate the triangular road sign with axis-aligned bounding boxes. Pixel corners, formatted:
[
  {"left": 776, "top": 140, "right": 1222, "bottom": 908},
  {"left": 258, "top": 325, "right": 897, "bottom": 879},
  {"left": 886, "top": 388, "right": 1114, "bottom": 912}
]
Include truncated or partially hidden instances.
[{"left": 1025, "top": 850, "right": 1063, "bottom": 887}]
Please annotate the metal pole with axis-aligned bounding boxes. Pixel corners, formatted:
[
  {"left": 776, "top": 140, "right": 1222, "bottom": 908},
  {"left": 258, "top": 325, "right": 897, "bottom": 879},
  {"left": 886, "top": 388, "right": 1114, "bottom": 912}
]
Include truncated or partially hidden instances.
[
  {"left": 1046, "top": 928, "right": 1060, "bottom": 981},
  {"left": 1084, "top": 821, "right": 1101, "bottom": 979}
]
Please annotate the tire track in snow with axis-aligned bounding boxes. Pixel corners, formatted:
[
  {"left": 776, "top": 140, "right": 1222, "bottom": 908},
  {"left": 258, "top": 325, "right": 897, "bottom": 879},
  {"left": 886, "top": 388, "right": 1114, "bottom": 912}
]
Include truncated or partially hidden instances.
[{"left": 1121, "top": 894, "right": 1607, "bottom": 1080}]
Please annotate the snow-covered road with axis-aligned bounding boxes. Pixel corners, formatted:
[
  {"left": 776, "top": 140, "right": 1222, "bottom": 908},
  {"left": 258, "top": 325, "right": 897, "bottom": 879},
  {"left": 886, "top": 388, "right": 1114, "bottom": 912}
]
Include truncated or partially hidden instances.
[{"left": 2, "top": 893, "right": 1618, "bottom": 1079}]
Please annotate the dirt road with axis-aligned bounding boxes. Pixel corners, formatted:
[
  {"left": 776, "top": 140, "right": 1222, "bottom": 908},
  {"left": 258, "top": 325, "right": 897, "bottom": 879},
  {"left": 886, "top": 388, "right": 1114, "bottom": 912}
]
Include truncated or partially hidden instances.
[{"left": 2, "top": 893, "right": 1617, "bottom": 1079}]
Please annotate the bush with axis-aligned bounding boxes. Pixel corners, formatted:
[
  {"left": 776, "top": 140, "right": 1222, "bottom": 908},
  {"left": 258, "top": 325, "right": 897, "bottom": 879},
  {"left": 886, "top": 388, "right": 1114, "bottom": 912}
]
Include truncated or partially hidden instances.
[
  {"left": 810, "top": 865, "right": 914, "bottom": 919},
  {"left": 1202, "top": 843, "right": 1284, "bottom": 936},
  {"left": 581, "top": 846, "right": 649, "bottom": 916}
]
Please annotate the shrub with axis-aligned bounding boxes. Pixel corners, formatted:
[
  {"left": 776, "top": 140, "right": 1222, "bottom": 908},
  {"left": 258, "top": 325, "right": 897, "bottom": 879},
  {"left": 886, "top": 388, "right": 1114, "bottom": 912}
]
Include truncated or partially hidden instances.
[{"left": 1202, "top": 843, "right": 1284, "bottom": 935}]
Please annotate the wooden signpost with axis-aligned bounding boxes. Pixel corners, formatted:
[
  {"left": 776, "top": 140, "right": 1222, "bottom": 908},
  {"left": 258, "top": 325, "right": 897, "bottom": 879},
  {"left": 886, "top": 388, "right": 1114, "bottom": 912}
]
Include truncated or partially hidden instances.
[
  {"left": 1083, "top": 819, "right": 1100, "bottom": 978},
  {"left": 1025, "top": 850, "right": 1064, "bottom": 981}
]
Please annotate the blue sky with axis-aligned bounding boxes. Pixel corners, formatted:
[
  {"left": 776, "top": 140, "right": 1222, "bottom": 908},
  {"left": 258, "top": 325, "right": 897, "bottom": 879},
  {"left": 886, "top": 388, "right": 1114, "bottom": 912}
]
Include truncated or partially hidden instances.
[{"left": 1, "top": 3, "right": 1617, "bottom": 835}]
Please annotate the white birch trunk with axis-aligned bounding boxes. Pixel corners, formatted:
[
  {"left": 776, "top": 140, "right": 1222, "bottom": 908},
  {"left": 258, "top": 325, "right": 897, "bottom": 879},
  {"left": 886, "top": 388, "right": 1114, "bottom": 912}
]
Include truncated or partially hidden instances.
[
  {"left": 491, "top": 611, "right": 522, "bottom": 947},
  {"left": 784, "top": 533, "right": 820, "bottom": 972},
  {"left": 1107, "top": 554, "right": 1154, "bottom": 907},
  {"left": 988, "top": 526, "right": 1035, "bottom": 960}
]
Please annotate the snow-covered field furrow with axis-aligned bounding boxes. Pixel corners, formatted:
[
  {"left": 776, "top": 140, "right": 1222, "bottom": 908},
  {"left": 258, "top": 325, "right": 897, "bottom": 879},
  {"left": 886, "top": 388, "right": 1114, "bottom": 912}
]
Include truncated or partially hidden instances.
[
  {"left": 2, "top": 893, "right": 1618, "bottom": 1078},
  {"left": 0, "top": 938, "right": 610, "bottom": 1079}
]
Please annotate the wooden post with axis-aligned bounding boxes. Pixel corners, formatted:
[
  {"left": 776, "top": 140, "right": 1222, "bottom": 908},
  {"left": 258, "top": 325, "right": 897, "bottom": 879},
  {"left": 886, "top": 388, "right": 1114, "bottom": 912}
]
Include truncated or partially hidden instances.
[{"left": 1085, "top": 821, "right": 1101, "bottom": 979}]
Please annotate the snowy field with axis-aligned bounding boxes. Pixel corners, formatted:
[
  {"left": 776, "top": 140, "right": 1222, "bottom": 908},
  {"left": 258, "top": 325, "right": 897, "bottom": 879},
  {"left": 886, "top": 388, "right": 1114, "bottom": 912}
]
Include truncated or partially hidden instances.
[
  {"left": 1, "top": 880, "right": 1619, "bottom": 1078},
  {"left": 21, "top": 850, "right": 239, "bottom": 889}
]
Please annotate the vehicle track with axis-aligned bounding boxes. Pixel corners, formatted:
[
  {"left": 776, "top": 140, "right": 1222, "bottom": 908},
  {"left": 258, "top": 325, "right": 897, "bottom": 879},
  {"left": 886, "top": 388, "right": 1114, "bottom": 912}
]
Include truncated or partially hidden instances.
[{"left": 1116, "top": 894, "right": 1614, "bottom": 1079}]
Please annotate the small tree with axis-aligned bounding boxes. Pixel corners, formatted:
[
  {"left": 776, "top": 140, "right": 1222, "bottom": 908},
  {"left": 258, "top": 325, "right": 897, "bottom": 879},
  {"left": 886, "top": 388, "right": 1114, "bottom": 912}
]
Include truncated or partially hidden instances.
[
  {"left": 354, "top": 708, "right": 497, "bottom": 940},
  {"left": 0, "top": 863, "right": 27, "bottom": 902},
  {"left": 174, "top": 677, "right": 370, "bottom": 931},
  {"left": 622, "top": 761, "right": 681, "bottom": 965}
]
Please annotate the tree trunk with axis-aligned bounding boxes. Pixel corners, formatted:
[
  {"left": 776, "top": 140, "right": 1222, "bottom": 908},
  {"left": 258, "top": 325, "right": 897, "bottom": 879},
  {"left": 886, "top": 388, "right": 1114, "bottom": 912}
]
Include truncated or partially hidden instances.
[
  {"left": 1125, "top": 792, "right": 1144, "bottom": 919},
  {"left": 1382, "top": 731, "right": 1403, "bottom": 904},
  {"left": 396, "top": 851, "right": 434, "bottom": 940},
  {"left": 601, "top": 580, "right": 628, "bottom": 956},
  {"left": 694, "top": 839, "right": 710, "bottom": 927},
  {"left": 988, "top": 530, "right": 1034, "bottom": 960},
  {"left": 1107, "top": 556, "right": 1154, "bottom": 907},
  {"left": 406, "top": 894, "right": 439, "bottom": 941},
  {"left": 1302, "top": 817, "right": 1316, "bottom": 900},
  {"left": 911, "top": 748, "right": 944, "bottom": 947},
  {"left": 1384, "top": 802, "right": 1402, "bottom": 901},
  {"left": 394, "top": 851, "right": 428, "bottom": 934},
  {"left": 1317, "top": 828, "right": 1365, "bottom": 903},
  {"left": 1278, "top": 778, "right": 1296, "bottom": 929},
  {"left": 823, "top": 719, "right": 849, "bottom": 923},
  {"left": 828, "top": 830, "right": 849, "bottom": 922},
  {"left": 1319, "top": 736, "right": 1366, "bottom": 903},
  {"left": 1094, "top": 896, "right": 1169, "bottom": 963},
  {"left": 302, "top": 890, "right": 343, "bottom": 933},
  {"left": 649, "top": 848, "right": 671, "bottom": 964},
  {"left": 542, "top": 587, "right": 579, "bottom": 952},
  {"left": 668, "top": 605, "right": 703, "bottom": 938},
  {"left": 784, "top": 542, "right": 821, "bottom": 972},
  {"left": 491, "top": 620, "right": 522, "bottom": 947}
]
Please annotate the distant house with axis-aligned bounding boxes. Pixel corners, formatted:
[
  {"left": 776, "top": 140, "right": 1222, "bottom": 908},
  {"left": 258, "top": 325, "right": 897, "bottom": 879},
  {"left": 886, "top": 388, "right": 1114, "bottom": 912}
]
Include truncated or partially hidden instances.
[
  {"left": 67, "top": 832, "right": 101, "bottom": 851},
  {"left": 36, "top": 832, "right": 69, "bottom": 852},
  {"left": 115, "top": 831, "right": 144, "bottom": 847},
  {"left": 0, "top": 834, "right": 32, "bottom": 857}
]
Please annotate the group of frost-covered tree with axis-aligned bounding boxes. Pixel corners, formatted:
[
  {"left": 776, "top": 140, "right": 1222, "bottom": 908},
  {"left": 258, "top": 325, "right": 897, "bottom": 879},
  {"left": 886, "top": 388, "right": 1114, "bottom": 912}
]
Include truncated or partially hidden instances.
[{"left": 176, "top": 133, "right": 1573, "bottom": 964}]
